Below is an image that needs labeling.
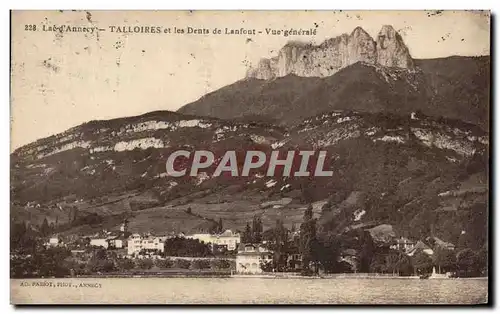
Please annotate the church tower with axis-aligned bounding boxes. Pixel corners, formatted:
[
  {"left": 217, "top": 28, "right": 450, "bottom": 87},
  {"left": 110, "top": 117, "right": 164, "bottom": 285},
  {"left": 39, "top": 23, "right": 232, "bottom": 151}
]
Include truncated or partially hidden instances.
[{"left": 120, "top": 219, "right": 128, "bottom": 234}]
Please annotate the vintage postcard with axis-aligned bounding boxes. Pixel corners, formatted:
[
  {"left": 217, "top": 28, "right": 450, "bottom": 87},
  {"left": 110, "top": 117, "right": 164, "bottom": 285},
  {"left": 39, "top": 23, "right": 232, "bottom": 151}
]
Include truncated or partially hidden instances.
[{"left": 10, "top": 10, "right": 490, "bottom": 304}]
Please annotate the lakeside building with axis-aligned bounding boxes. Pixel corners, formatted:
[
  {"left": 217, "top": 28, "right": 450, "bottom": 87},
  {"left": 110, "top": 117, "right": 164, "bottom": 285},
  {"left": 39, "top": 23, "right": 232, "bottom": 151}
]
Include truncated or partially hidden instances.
[
  {"left": 87, "top": 221, "right": 130, "bottom": 250},
  {"left": 406, "top": 240, "right": 434, "bottom": 256},
  {"left": 89, "top": 232, "right": 127, "bottom": 249},
  {"left": 390, "top": 237, "right": 416, "bottom": 252},
  {"left": 427, "top": 236, "right": 455, "bottom": 251},
  {"left": 89, "top": 236, "right": 126, "bottom": 249},
  {"left": 186, "top": 229, "right": 241, "bottom": 251},
  {"left": 127, "top": 233, "right": 165, "bottom": 256},
  {"left": 236, "top": 243, "right": 273, "bottom": 274}
]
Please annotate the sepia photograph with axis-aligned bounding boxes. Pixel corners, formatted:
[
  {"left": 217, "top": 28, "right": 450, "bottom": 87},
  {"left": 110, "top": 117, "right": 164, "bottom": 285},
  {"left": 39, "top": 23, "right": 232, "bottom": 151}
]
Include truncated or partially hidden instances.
[{"left": 9, "top": 10, "right": 490, "bottom": 304}]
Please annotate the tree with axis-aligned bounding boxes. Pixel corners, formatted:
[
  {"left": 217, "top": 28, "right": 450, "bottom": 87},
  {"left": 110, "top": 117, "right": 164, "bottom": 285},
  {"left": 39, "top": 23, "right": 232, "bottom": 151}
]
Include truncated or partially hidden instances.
[
  {"left": 357, "top": 231, "right": 375, "bottom": 273},
  {"left": 136, "top": 258, "right": 154, "bottom": 270},
  {"left": 72, "top": 208, "right": 79, "bottom": 224},
  {"left": 384, "top": 252, "right": 400, "bottom": 275},
  {"left": 316, "top": 234, "right": 341, "bottom": 273},
  {"left": 40, "top": 217, "right": 50, "bottom": 237},
  {"left": 252, "top": 216, "right": 263, "bottom": 243},
  {"left": 94, "top": 248, "right": 107, "bottom": 260},
  {"left": 154, "top": 258, "right": 174, "bottom": 269},
  {"left": 370, "top": 254, "right": 387, "bottom": 273},
  {"left": 271, "top": 219, "right": 288, "bottom": 271},
  {"left": 10, "top": 221, "right": 33, "bottom": 252},
  {"left": 433, "top": 248, "right": 456, "bottom": 273},
  {"left": 218, "top": 218, "right": 224, "bottom": 233},
  {"left": 476, "top": 245, "right": 488, "bottom": 276},
  {"left": 300, "top": 204, "right": 318, "bottom": 275},
  {"left": 412, "top": 252, "right": 433, "bottom": 275},
  {"left": 164, "top": 237, "right": 212, "bottom": 257},
  {"left": 210, "top": 259, "right": 231, "bottom": 270},
  {"left": 28, "top": 247, "right": 72, "bottom": 278},
  {"left": 395, "top": 253, "right": 413, "bottom": 276},
  {"left": 191, "top": 259, "right": 211, "bottom": 270},
  {"left": 242, "top": 223, "right": 252, "bottom": 243},
  {"left": 87, "top": 258, "right": 115, "bottom": 273},
  {"left": 208, "top": 221, "right": 219, "bottom": 234},
  {"left": 174, "top": 259, "right": 191, "bottom": 269},
  {"left": 260, "top": 259, "right": 274, "bottom": 272},
  {"left": 456, "top": 248, "right": 479, "bottom": 277},
  {"left": 116, "top": 258, "right": 135, "bottom": 271}
]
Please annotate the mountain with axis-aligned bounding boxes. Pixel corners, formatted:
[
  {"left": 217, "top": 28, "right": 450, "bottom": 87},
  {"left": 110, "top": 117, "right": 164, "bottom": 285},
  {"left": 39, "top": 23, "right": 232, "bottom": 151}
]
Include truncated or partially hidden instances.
[
  {"left": 178, "top": 56, "right": 490, "bottom": 128},
  {"left": 245, "top": 25, "right": 413, "bottom": 79},
  {"left": 10, "top": 24, "right": 489, "bottom": 251},
  {"left": 10, "top": 109, "right": 488, "bottom": 249},
  {"left": 179, "top": 25, "right": 489, "bottom": 128}
]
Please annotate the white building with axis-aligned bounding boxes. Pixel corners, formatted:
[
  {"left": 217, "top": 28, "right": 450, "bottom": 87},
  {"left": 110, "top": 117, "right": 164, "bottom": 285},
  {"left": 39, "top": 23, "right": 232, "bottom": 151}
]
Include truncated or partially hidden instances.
[
  {"left": 88, "top": 228, "right": 128, "bottom": 250},
  {"left": 236, "top": 243, "right": 272, "bottom": 274},
  {"left": 47, "top": 236, "right": 60, "bottom": 247},
  {"left": 127, "top": 234, "right": 165, "bottom": 256},
  {"left": 186, "top": 229, "right": 241, "bottom": 251},
  {"left": 90, "top": 238, "right": 109, "bottom": 249},
  {"left": 108, "top": 236, "right": 125, "bottom": 249},
  {"left": 390, "top": 237, "right": 416, "bottom": 252}
]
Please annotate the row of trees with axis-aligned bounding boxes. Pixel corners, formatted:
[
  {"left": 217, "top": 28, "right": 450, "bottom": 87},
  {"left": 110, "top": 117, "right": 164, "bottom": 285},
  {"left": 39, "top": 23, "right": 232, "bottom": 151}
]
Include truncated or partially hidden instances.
[
  {"left": 208, "top": 217, "right": 225, "bottom": 234},
  {"left": 10, "top": 246, "right": 72, "bottom": 278},
  {"left": 11, "top": 244, "right": 235, "bottom": 278},
  {"left": 163, "top": 237, "right": 212, "bottom": 257},
  {"left": 368, "top": 247, "right": 487, "bottom": 277},
  {"left": 88, "top": 256, "right": 233, "bottom": 274},
  {"left": 260, "top": 203, "right": 488, "bottom": 277},
  {"left": 241, "top": 216, "right": 263, "bottom": 244}
]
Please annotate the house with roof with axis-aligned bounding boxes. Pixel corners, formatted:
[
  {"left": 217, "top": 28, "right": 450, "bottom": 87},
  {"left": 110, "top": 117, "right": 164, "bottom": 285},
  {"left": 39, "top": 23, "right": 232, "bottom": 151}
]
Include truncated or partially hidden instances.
[
  {"left": 46, "top": 235, "right": 61, "bottom": 247},
  {"left": 406, "top": 240, "right": 434, "bottom": 256},
  {"left": 108, "top": 233, "right": 128, "bottom": 249},
  {"left": 89, "top": 238, "right": 109, "bottom": 248},
  {"left": 236, "top": 243, "right": 273, "bottom": 274},
  {"left": 186, "top": 229, "right": 241, "bottom": 251},
  {"left": 88, "top": 230, "right": 128, "bottom": 250},
  {"left": 390, "top": 237, "right": 416, "bottom": 252},
  {"left": 426, "top": 236, "right": 455, "bottom": 251},
  {"left": 127, "top": 233, "right": 165, "bottom": 256}
]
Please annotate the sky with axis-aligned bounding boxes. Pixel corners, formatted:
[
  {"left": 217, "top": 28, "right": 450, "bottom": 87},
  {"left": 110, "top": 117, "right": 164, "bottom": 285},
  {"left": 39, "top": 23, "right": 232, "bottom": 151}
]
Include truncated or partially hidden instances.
[{"left": 11, "top": 10, "right": 490, "bottom": 150}]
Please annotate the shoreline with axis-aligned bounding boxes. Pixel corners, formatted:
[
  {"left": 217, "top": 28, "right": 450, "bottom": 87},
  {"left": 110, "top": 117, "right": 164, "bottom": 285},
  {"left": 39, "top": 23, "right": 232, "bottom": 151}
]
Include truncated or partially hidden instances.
[{"left": 12, "top": 273, "right": 488, "bottom": 280}]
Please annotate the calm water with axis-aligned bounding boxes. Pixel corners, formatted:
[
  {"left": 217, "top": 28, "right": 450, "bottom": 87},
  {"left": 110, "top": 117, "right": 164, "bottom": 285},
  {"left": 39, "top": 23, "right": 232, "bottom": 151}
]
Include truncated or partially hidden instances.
[{"left": 11, "top": 277, "right": 488, "bottom": 304}]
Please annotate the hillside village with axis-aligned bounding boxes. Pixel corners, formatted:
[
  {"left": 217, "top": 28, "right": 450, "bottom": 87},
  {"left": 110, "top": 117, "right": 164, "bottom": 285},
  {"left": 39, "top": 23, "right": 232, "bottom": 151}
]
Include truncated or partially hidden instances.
[{"left": 11, "top": 204, "right": 486, "bottom": 279}]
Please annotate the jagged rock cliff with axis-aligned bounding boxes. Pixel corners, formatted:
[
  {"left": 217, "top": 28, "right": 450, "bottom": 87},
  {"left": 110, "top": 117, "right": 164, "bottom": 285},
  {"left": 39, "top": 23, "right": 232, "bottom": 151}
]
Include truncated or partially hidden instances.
[
  {"left": 246, "top": 25, "right": 413, "bottom": 79},
  {"left": 376, "top": 25, "right": 414, "bottom": 68}
]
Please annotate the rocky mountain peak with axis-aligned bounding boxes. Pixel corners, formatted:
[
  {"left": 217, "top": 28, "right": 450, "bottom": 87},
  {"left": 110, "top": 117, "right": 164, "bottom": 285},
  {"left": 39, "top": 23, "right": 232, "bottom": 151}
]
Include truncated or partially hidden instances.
[
  {"left": 246, "top": 25, "right": 414, "bottom": 79},
  {"left": 348, "top": 26, "right": 377, "bottom": 65},
  {"left": 246, "top": 58, "right": 276, "bottom": 80},
  {"left": 350, "top": 26, "right": 371, "bottom": 39},
  {"left": 376, "top": 25, "right": 414, "bottom": 68}
]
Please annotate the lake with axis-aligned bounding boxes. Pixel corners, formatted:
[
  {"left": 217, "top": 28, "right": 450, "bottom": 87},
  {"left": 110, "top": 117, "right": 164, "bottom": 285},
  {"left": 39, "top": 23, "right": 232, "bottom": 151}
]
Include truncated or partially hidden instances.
[{"left": 11, "top": 277, "right": 488, "bottom": 304}]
